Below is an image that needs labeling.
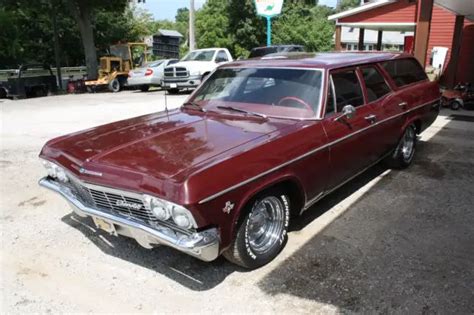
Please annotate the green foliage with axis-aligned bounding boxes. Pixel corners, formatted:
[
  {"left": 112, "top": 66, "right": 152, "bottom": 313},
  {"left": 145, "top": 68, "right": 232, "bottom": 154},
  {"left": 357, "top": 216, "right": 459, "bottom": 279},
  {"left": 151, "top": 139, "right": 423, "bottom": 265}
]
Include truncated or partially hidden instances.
[
  {"left": 195, "top": 0, "right": 233, "bottom": 50},
  {"left": 0, "top": 0, "right": 336, "bottom": 69},
  {"left": 228, "top": 0, "right": 266, "bottom": 57},
  {"left": 0, "top": 0, "right": 153, "bottom": 69},
  {"left": 95, "top": 6, "right": 153, "bottom": 51},
  {"left": 337, "top": 0, "right": 360, "bottom": 12},
  {"left": 272, "top": 2, "right": 335, "bottom": 52}
]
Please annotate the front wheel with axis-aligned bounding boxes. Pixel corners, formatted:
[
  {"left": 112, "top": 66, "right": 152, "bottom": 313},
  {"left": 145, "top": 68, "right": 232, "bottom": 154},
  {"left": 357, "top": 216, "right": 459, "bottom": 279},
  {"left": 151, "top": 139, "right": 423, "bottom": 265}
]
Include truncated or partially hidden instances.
[
  {"left": 167, "top": 88, "right": 180, "bottom": 95},
  {"left": 385, "top": 124, "right": 417, "bottom": 169},
  {"left": 223, "top": 190, "right": 290, "bottom": 269}
]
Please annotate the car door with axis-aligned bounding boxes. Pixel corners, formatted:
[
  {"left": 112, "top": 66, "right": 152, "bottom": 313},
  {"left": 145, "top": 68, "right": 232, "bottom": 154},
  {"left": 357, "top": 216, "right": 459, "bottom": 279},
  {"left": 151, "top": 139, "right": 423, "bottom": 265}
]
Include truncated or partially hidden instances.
[
  {"left": 321, "top": 67, "right": 382, "bottom": 190},
  {"left": 359, "top": 65, "right": 399, "bottom": 157}
]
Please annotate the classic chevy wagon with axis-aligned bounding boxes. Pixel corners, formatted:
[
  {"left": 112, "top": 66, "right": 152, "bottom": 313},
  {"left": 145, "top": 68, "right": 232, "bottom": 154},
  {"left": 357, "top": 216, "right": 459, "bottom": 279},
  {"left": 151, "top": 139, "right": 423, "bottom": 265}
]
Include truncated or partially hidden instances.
[{"left": 39, "top": 52, "right": 440, "bottom": 269}]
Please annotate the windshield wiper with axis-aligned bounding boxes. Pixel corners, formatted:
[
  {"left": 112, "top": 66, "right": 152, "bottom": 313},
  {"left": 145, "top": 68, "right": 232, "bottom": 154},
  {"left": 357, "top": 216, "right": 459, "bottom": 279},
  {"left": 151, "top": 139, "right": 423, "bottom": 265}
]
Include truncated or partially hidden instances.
[
  {"left": 217, "top": 105, "right": 267, "bottom": 119},
  {"left": 182, "top": 101, "right": 206, "bottom": 112}
]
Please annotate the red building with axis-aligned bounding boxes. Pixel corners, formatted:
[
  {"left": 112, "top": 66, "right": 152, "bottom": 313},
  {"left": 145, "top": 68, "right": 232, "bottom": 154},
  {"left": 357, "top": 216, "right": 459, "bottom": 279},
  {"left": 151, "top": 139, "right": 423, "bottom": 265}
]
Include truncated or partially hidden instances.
[{"left": 329, "top": 0, "right": 474, "bottom": 87}]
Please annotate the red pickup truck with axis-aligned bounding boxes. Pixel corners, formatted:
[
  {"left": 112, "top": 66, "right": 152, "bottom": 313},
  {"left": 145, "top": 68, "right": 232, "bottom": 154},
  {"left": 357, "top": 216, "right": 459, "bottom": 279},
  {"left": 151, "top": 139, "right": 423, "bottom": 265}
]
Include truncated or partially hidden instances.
[{"left": 39, "top": 52, "right": 440, "bottom": 269}]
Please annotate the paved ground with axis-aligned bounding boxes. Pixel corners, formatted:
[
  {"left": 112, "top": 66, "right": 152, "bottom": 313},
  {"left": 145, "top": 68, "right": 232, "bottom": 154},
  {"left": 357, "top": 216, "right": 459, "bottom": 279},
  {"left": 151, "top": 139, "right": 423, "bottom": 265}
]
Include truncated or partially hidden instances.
[{"left": 1, "top": 91, "right": 473, "bottom": 313}]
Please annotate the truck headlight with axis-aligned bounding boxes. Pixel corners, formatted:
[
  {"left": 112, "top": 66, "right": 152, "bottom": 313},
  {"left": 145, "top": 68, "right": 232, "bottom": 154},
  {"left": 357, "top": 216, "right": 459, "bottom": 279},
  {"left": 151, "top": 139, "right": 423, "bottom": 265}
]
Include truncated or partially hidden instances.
[
  {"left": 189, "top": 70, "right": 202, "bottom": 76},
  {"left": 41, "top": 159, "right": 68, "bottom": 183},
  {"left": 143, "top": 194, "right": 196, "bottom": 229}
]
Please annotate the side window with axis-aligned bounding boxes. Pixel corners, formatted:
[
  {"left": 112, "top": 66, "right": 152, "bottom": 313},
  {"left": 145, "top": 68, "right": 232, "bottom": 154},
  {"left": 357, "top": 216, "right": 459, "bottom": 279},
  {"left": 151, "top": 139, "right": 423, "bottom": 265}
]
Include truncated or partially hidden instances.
[
  {"left": 216, "top": 50, "right": 229, "bottom": 63},
  {"left": 331, "top": 70, "right": 365, "bottom": 111},
  {"left": 361, "top": 66, "right": 391, "bottom": 102},
  {"left": 382, "top": 59, "right": 427, "bottom": 87},
  {"left": 325, "top": 77, "right": 336, "bottom": 116}
]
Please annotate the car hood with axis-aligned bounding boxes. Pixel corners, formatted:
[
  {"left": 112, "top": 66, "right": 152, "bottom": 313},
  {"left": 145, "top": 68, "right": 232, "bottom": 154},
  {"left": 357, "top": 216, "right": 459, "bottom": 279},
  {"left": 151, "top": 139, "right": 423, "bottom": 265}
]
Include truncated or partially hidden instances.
[
  {"left": 41, "top": 109, "right": 295, "bottom": 182},
  {"left": 166, "top": 60, "right": 214, "bottom": 71}
]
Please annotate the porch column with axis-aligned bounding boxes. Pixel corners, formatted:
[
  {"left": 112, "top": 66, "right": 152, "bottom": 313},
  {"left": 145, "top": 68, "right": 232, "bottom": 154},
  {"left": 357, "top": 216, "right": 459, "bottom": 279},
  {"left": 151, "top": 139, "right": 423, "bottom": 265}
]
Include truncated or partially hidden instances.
[
  {"left": 335, "top": 25, "right": 342, "bottom": 51},
  {"left": 358, "top": 28, "right": 365, "bottom": 51},
  {"left": 376, "top": 30, "right": 383, "bottom": 51},
  {"left": 444, "top": 15, "right": 464, "bottom": 88},
  {"left": 413, "top": 0, "right": 434, "bottom": 66}
]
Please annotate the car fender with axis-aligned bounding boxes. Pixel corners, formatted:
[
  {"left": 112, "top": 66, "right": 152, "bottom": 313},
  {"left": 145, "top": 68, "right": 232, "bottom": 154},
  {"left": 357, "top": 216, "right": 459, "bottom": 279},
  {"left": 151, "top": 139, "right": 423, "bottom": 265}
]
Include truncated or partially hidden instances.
[{"left": 222, "top": 171, "right": 305, "bottom": 247}]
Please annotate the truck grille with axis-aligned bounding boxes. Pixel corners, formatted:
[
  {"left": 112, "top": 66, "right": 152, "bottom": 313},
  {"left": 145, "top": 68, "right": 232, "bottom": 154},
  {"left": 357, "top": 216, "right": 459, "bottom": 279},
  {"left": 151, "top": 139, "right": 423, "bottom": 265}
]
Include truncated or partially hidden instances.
[
  {"left": 64, "top": 177, "right": 156, "bottom": 223},
  {"left": 164, "top": 67, "right": 188, "bottom": 78}
]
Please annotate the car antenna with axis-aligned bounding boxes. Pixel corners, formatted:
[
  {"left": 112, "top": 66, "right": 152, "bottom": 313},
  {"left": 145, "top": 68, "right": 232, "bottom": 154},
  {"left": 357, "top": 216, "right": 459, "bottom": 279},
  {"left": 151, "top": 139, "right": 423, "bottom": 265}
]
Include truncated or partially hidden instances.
[{"left": 164, "top": 88, "right": 169, "bottom": 114}]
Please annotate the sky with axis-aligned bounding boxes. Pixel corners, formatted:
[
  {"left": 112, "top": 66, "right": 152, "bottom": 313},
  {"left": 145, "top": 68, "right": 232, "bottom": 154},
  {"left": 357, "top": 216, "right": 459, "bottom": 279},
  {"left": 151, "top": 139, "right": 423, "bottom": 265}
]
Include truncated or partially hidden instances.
[{"left": 141, "top": 0, "right": 338, "bottom": 21}]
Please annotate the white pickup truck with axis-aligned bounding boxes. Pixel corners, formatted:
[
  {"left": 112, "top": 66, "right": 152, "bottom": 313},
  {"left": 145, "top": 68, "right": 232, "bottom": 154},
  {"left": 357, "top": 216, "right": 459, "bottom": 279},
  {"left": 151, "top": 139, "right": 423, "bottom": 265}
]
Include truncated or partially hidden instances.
[{"left": 162, "top": 48, "right": 233, "bottom": 93}]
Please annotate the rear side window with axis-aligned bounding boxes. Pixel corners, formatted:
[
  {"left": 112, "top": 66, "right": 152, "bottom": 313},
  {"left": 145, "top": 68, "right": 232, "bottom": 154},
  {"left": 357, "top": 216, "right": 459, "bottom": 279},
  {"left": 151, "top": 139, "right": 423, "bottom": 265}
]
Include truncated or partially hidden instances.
[
  {"left": 361, "top": 67, "right": 391, "bottom": 102},
  {"left": 382, "top": 59, "right": 427, "bottom": 87},
  {"left": 331, "top": 70, "right": 365, "bottom": 111},
  {"left": 216, "top": 50, "right": 229, "bottom": 63}
]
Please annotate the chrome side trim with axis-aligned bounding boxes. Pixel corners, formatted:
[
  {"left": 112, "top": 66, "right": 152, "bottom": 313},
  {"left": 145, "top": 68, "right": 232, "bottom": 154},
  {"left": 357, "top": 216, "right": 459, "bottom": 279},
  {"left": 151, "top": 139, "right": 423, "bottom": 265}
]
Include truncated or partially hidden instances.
[
  {"left": 39, "top": 177, "right": 220, "bottom": 261},
  {"left": 198, "top": 98, "right": 439, "bottom": 204}
]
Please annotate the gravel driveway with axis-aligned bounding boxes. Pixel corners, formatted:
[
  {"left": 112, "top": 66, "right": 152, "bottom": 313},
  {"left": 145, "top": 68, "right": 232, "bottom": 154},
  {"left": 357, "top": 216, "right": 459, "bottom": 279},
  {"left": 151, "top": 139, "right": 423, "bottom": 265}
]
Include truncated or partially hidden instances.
[{"left": 1, "top": 91, "right": 473, "bottom": 313}]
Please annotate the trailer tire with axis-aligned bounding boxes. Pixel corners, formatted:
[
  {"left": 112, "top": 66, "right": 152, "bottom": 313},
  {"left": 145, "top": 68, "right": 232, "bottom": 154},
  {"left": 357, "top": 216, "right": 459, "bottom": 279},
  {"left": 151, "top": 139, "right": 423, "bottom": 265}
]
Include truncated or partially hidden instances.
[{"left": 108, "top": 79, "right": 121, "bottom": 93}]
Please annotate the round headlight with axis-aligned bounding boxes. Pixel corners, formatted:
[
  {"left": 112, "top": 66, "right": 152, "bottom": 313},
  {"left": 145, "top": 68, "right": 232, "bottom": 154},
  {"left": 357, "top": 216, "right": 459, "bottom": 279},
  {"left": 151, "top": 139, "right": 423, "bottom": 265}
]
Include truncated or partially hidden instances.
[
  {"left": 151, "top": 199, "right": 171, "bottom": 221},
  {"left": 171, "top": 206, "right": 193, "bottom": 229},
  {"left": 56, "top": 167, "right": 69, "bottom": 183},
  {"left": 173, "top": 214, "right": 191, "bottom": 229},
  {"left": 42, "top": 160, "right": 57, "bottom": 178}
]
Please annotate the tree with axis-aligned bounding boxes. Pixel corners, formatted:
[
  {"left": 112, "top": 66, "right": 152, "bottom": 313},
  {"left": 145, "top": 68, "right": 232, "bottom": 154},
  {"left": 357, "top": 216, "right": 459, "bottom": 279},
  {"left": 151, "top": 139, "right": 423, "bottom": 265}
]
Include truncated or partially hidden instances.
[
  {"left": 272, "top": 2, "right": 335, "bottom": 52},
  {"left": 337, "top": 0, "right": 360, "bottom": 12},
  {"left": 228, "top": 0, "right": 266, "bottom": 57},
  {"left": 63, "top": 0, "right": 129, "bottom": 79},
  {"left": 195, "top": 0, "right": 233, "bottom": 50}
]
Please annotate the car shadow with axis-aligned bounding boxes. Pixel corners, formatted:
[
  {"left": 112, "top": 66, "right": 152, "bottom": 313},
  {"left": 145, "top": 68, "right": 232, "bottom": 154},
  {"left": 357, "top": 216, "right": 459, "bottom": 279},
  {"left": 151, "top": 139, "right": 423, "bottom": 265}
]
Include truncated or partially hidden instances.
[
  {"left": 257, "top": 117, "right": 474, "bottom": 313},
  {"left": 61, "top": 214, "right": 245, "bottom": 291}
]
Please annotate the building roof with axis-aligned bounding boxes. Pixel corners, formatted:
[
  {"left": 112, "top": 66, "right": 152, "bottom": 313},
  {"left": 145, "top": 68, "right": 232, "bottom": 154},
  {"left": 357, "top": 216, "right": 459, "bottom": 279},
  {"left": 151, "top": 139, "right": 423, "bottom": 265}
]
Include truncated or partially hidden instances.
[
  {"left": 224, "top": 52, "right": 411, "bottom": 70},
  {"left": 156, "top": 29, "right": 183, "bottom": 38},
  {"left": 328, "top": 0, "right": 396, "bottom": 21}
]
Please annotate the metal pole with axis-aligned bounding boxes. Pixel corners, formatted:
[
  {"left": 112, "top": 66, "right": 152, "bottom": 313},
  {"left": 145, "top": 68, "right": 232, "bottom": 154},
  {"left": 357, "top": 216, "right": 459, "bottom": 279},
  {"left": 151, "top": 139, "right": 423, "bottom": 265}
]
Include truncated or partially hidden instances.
[
  {"left": 52, "top": 5, "right": 62, "bottom": 90},
  {"left": 189, "top": 0, "right": 195, "bottom": 50},
  {"left": 266, "top": 17, "right": 272, "bottom": 46}
]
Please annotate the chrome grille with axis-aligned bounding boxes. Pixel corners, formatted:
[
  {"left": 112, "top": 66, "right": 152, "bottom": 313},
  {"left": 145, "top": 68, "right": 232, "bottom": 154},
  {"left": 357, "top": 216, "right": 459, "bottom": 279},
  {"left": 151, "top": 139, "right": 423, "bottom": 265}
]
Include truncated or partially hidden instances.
[
  {"left": 164, "top": 67, "right": 188, "bottom": 78},
  {"left": 63, "top": 176, "right": 156, "bottom": 223},
  {"left": 87, "top": 188, "right": 155, "bottom": 222}
]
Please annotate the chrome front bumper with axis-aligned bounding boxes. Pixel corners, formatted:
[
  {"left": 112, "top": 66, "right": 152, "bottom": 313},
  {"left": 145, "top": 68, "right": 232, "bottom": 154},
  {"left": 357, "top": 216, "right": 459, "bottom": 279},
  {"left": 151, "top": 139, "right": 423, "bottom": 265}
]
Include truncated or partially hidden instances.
[
  {"left": 39, "top": 177, "right": 220, "bottom": 261},
  {"left": 162, "top": 75, "right": 201, "bottom": 89}
]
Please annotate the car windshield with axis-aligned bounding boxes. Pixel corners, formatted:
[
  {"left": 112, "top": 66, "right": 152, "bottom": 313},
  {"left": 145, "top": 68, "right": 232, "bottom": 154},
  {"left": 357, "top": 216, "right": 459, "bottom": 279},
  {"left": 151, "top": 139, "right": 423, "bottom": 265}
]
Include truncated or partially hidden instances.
[
  {"left": 182, "top": 50, "right": 216, "bottom": 62},
  {"left": 191, "top": 67, "right": 323, "bottom": 119},
  {"left": 148, "top": 61, "right": 163, "bottom": 67}
]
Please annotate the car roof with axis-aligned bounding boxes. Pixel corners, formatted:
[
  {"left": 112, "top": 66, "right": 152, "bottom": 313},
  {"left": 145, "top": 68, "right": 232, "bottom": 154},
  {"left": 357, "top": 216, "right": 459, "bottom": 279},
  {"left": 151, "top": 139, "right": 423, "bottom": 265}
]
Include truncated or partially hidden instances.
[
  {"left": 252, "top": 45, "right": 303, "bottom": 50},
  {"left": 191, "top": 48, "right": 225, "bottom": 52},
  {"left": 223, "top": 52, "right": 412, "bottom": 70}
]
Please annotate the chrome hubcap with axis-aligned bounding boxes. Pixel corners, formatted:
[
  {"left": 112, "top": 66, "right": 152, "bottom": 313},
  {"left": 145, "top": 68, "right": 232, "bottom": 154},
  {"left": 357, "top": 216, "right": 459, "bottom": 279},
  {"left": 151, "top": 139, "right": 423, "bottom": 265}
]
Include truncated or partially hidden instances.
[
  {"left": 247, "top": 196, "right": 285, "bottom": 255},
  {"left": 401, "top": 127, "right": 415, "bottom": 161}
]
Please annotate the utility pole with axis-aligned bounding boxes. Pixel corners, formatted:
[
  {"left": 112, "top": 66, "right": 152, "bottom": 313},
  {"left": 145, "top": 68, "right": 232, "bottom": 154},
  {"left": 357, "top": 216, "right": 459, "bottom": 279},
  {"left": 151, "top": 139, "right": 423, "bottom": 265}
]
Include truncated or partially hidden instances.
[
  {"left": 51, "top": 3, "right": 62, "bottom": 90},
  {"left": 189, "top": 0, "right": 195, "bottom": 51}
]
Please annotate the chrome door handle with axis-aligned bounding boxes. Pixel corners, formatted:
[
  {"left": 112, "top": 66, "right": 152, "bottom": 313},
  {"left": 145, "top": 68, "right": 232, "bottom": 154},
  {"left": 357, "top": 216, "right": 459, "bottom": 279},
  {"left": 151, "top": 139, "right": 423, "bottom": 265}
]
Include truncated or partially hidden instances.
[
  {"left": 365, "top": 114, "right": 377, "bottom": 123},
  {"left": 398, "top": 102, "right": 408, "bottom": 108}
]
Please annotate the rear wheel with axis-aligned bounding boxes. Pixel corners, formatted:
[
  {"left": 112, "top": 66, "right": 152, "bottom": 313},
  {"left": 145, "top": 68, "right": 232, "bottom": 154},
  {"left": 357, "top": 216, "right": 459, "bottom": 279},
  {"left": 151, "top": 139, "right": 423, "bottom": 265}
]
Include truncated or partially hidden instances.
[
  {"left": 140, "top": 85, "right": 150, "bottom": 92},
  {"left": 451, "top": 100, "right": 462, "bottom": 110},
  {"left": 385, "top": 124, "right": 417, "bottom": 169},
  {"left": 108, "top": 79, "right": 121, "bottom": 93},
  {"left": 223, "top": 189, "right": 290, "bottom": 269}
]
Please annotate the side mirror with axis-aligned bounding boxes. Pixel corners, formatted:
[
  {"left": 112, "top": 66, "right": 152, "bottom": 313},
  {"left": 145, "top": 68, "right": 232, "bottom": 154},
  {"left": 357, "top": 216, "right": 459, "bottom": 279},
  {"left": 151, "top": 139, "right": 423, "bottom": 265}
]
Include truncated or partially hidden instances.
[{"left": 334, "top": 105, "right": 356, "bottom": 121}]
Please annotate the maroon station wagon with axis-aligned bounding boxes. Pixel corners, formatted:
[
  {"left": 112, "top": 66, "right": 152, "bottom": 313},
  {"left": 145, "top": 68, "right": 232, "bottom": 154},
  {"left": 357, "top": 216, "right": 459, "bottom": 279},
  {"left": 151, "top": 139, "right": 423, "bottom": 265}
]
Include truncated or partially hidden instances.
[{"left": 39, "top": 52, "right": 440, "bottom": 269}]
